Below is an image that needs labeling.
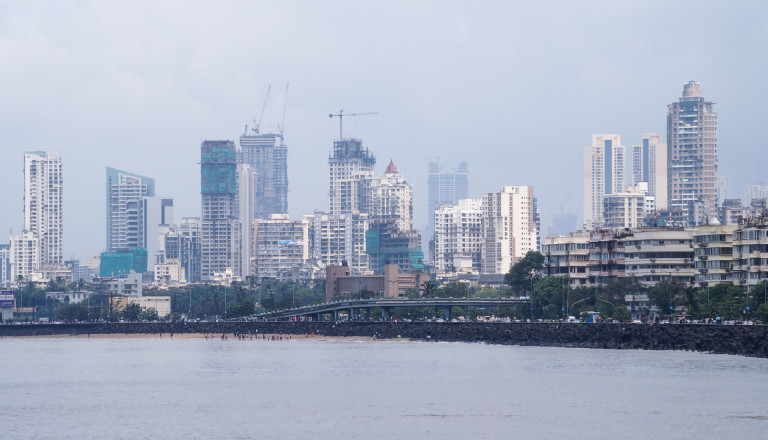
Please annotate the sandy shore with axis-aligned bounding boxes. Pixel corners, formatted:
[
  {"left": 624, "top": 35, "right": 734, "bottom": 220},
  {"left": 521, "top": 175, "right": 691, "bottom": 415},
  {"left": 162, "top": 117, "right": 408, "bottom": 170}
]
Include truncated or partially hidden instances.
[{"left": 8, "top": 333, "right": 378, "bottom": 342}]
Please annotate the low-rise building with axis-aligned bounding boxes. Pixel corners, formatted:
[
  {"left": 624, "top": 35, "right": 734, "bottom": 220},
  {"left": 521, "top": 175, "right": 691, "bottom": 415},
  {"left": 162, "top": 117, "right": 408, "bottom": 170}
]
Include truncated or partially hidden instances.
[{"left": 542, "top": 232, "right": 590, "bottom": 287}]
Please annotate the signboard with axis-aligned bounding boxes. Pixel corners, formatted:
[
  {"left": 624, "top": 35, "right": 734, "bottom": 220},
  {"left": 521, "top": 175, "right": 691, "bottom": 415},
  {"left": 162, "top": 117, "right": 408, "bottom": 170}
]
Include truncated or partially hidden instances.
[{"left": 0, "top": 292, "right": 15, "bottom": 308}]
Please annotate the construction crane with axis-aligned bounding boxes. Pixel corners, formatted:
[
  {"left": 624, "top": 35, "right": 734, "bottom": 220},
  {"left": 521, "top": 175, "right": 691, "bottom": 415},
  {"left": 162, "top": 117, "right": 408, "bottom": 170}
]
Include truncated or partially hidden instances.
[
  {"left": 251, "top": 85, "right": 272, "bottom": 134},
  {"left": 278, "top": 82, "right": 289, "bottom": 140},
  {"left": 329, "top": 109, "right": 378, "bottom": 140}
]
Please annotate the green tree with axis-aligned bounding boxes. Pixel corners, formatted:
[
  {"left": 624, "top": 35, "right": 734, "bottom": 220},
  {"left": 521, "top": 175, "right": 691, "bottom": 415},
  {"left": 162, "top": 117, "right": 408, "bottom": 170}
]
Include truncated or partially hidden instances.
[
  {"left": 139, "top": 307, "right": 159, "bottom": 321},
  {"left": 421, "top": 280, "right": 438, "bottom": 298},
  {"left": 227, "top": 300, "right": 256, "bottom": 318},
  {"left": 123, "top": 303, "right": 142, "bottom": 321},
  {"left": 56, "top": 304, "right": 88, "bottom": 321},
  {"left": 531, "top": 276, "right": 567, "bottom": 319},
  {"left": 436, "top": 282, "right": 469, "bottom": 298},
  {"left": 504, "top": 251, "right": 545, "bottom": 296}
]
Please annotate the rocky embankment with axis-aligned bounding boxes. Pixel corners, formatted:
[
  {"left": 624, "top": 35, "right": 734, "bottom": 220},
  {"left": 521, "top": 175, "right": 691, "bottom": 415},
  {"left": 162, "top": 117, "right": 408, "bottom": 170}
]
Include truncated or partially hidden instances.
[{"left": 2, "top": 321, "right": 767, "bottom": 358}]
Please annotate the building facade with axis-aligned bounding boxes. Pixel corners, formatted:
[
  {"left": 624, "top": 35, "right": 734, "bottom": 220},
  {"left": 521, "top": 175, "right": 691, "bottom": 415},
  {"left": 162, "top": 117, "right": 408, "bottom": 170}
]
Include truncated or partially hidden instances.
[
  {"left": 328, "top": 139, "right": 376, "bottom": 216},
  {"left": 542, "top": 232, "right": 590, "bottom": 287},
  {"left": 200, "top": 140, "right": 241, "bottom": 280},
  {"left": 106, "top": 167, "right": 155, "bottom": 252},
  {"left": 667, "top": 81, "right": 718, "bottom": 224},
  {"left": 426, "top": 160, "right": 469, "bottom": 248},
  {"left": 433, "top": 199, "right": 482, "bottom": 275},
  {"left": 631, "top": 133, "right": 668, "bottom": 211},
  {"left": 252, "top": 214, "right": 310, "bottom": 280},
  {"left": 311, "top": 211, "right": 370, "bottom": 275},
  {"left": 583, "top": 135, "right": 625, "bottom": 229},
  {"left": 23, "top": 151, "right": 63, "bottom": 268},
  {"left": 481, "top": 186, "right": 538, "bottom": 274},
  {"left": 239, "top": 131, "right": 288, "bottom": 218}
]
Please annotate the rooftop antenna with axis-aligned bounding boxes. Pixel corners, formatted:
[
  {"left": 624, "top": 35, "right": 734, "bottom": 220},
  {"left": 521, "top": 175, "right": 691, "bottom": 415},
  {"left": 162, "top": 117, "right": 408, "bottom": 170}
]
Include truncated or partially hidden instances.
[
  {"left": 252, "top": 85, "right": 272, "bottom": 134},
  {"left": 329, "top": 110, "right": 378, "bottom": 140}
]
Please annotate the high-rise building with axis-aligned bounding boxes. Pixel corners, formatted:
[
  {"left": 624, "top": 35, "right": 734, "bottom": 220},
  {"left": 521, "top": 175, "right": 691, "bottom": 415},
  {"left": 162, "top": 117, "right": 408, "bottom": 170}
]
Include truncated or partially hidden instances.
[
  {"left": 667, "top": 81, "right": 718, "bottom": 224},
  {"left": 0, "top": 244, "right": 10, "bottom": 287},
  {"left": 426, "top": 161, "right": 469, "bottom": 243},
  {"left": 481, "top": 186, "right": 538, "bottom": 274},
  {"left": 328, "top": 139, "right": 376, "bottom": 216},
  {"left": 237, "top": 163, "right": 255, "bottom": 278},
  {"left": 360, "top": 160, "right": 414, "bottom": 233},
  {"left": 253, "top": 214, "right": 310, "bottom": 280},
  {"left": 239, "top": 131, "right": 288, "bottom": 218},
  {"left": 310, "top": 211, "right": 370, "bottom": 275},
  {"left": 631, "top": 133, "right": 668, "bottom": 211},
  {"left": 602, "top": 185, "right": 646, "bottom": 228},
  {"left": 433, "top": 198, "right": 482, "bottom": 275},
  {"left": 200, "top": 140, "right": 241, "bottom": 280},
  {"left": 106, "top": 167, "right": 173, "bottom": 270},
  {"left": 23, "top": 151, "right": 63, "bottom": 268},
  {"left": 583, "top": 135, "right": 625, "bottom": 229}
]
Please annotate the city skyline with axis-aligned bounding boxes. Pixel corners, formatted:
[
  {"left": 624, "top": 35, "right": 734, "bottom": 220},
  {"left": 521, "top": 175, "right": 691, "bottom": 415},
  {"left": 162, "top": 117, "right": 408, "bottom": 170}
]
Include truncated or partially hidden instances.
[{"left": 2, "top": 2, "right": 768, "bottom": 260}]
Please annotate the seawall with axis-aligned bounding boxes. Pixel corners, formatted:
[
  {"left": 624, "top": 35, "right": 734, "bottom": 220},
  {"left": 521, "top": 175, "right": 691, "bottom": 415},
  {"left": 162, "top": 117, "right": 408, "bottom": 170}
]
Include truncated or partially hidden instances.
[{"left": 1, "top": 321, "right": 767, "bottom": 358}]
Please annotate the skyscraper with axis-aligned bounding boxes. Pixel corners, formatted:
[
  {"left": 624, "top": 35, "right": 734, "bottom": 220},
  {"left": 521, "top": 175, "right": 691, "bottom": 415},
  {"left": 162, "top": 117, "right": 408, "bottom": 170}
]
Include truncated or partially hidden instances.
[
  {"left": 667, "top": 81, "right": 718, "bottom": 224},
  {"left": 239, "top": 131, "right": 288, "bottom": 218},
  {"left": 23, "top": 151, "right": 63, "bottom": 267},
  {"left": 200, "top": 140, "right": 241, "bottom": 280},
  {"left": 583, "top": 135, "right": 625, "bottom": 229},
  {"left": 328, "top": 139, "right": 376, "bottom": 216},
  {"left": 106, "top": 167, "right": 155, "bottom": 252},
  {"left": 631, "top": 133, "right": 668, "bottom": 211},
  {"left": 481, "top": 186, "right": 538, "bottom": 275}
]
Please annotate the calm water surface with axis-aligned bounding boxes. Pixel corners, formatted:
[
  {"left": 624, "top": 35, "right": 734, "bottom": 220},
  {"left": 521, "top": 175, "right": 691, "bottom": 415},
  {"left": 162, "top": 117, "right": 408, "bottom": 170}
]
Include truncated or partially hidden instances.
[{"left": 1, "top": 337, "right": 766, "bottom": 439}]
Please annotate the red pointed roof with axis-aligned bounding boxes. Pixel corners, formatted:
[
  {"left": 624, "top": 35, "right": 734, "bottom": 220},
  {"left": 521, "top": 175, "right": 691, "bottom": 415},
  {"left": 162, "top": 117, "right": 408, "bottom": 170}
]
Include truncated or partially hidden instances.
[{"left": 385, "top": 159, "right": 398, "bottom": 174}]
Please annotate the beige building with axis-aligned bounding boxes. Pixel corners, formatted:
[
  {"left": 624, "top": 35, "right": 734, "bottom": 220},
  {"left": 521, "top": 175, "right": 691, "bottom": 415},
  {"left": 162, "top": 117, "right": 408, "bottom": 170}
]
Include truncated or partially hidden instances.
[
  {"left": 542, "top": 233, "right": 590, "bottom": 287},
  {"left": 731, "top": 218, "right": 768, "bottom": 290},
  {"left": 693, "top": 224, "right": 737, "bottom": 288},
  {"left": 481, "top": 186, "right": 537, "bottom": 274},
  {"left": 325, "top": 263, "right": 429, "bottom": 301},
  {"left": 111, "top": 295, "right": 171, "bottom": 318}
]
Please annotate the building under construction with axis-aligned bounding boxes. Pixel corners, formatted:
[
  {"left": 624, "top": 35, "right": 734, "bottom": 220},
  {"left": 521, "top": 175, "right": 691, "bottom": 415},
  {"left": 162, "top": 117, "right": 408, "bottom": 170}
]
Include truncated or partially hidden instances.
[{"left": 200, "top": 140, "right": 241, "bottom": 280}]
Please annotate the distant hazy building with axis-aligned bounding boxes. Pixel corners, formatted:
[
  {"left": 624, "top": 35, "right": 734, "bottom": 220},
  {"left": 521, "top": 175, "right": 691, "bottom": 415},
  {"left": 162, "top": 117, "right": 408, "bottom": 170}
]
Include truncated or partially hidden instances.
[
  {"left": 200, "top": 140, "right": 241, "bottom": 280},
  {"left": 433, "top": 199, "right": 482, "bottom": 275},
  {"left": 23, "top": 151, "right": 63, "bottom": 268},
  {"left": 718, "top": 176, "right": 731, "bottom": 207},
  {"left": 631, "top": 133, "right": 668, "bottom": 211},
  {"left": 583, "top": 135, "right": 625, "bottom": 229},
  {"left": 239, "top": 130, "right": 288, "bottom": 218},
  {"left": 667, "top": 81, "right": 718, "bottom": 224},
  {"left": 328, "top": 139, "right": 376, "bottom": 216},
  {"left": 744, "top": 184, "right": 768, "bottom": 206},
  {"left": 426, "top": 161, "right": 468, "bottom": 244},
  {"left": 481, "top": 186, "right": 538, "bottom": 275}
]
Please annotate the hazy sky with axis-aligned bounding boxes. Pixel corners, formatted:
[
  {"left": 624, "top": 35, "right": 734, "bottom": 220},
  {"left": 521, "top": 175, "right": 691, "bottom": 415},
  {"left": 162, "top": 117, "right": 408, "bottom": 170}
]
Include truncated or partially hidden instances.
[{"left": 2, "top": 1, "right": 768, "bottom": 261}]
